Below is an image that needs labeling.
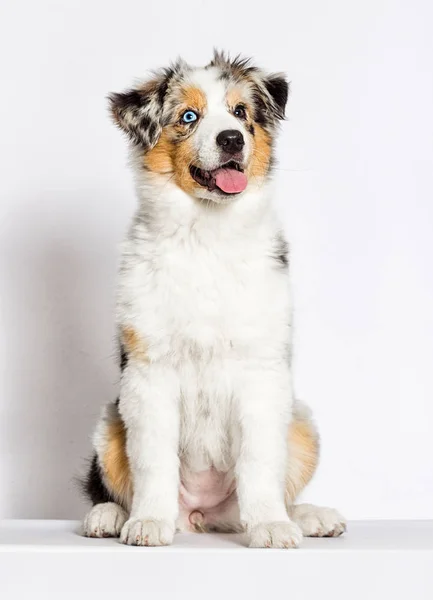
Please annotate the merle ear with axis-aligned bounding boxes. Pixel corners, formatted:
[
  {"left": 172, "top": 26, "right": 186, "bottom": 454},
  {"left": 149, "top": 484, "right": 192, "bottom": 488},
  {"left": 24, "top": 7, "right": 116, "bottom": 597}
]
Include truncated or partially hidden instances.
[
  {"left": 264, "top": 75, "right": 289, "bottom": 120},
  {"left": 108, "top": 81, "right": 163, "bottom": 149}
]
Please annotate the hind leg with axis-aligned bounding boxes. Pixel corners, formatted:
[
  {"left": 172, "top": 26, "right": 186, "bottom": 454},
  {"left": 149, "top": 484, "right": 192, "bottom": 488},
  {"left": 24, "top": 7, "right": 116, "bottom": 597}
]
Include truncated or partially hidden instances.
[
  {"left": 82, "top": 403, "right": 132, "bottom": 538},
  {"left": 285, "top": 407, "right": 346, "bottom": 538},
  {"left": 83, "top": 502, "right": 128, "bottom": 538}
]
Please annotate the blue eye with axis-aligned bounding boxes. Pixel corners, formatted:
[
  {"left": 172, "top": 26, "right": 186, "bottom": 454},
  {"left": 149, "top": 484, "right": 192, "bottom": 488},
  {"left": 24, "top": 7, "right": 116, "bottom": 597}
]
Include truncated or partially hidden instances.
[{"left": 182, "top": 110, "right": 198, "bottom": 123}]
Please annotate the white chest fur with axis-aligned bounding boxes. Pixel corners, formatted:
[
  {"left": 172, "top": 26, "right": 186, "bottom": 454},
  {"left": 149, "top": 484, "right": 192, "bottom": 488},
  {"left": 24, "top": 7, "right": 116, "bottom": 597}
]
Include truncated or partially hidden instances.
[{"left": 118, "top": 183, "right": 291, "bottom": 473}]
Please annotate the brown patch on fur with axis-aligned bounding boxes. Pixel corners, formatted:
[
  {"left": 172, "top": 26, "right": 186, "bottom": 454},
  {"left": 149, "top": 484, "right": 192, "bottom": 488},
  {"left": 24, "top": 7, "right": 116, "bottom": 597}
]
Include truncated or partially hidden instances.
[
  {"left": 285, "top": 419, "right": 319, "bottom": 504},
  {"left": 144, "top": 122, "right": 201, "bottom": 195},
  {"left": 146, "top": 128, "right": 201, "bottom": 195},
  {"left": 103, "top": 417, "right": 132, "bottom": 508},
  {"left": 121, "top": 326, "right": 149, "bottom": 363},
  {"left": 226, "top": 87, "right": 245, "bottom": 110},
  {"left": 172, "top": 136, "right": 199, "bottom": 194},
  {"left": 226, "top": 88, "right": 257, "bottom": 138},
  {"left": 145, "top": 130, "right": 174, "bottom": 174},
  {"left": 181, "top": 86, "right": 207, "bottom": 114},
  {"left": 248, "top": 124, "right": 272, "bottom": 180},
  {"left": 166, "top": 86, "right": 207, "bottom": 194}
]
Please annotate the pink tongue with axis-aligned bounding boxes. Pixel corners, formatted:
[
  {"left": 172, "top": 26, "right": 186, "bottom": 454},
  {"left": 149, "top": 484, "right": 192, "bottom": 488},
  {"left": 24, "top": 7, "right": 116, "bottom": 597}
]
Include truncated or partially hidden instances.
[{"left": 214, "top": 168, "right": 248, "bottom": 194}]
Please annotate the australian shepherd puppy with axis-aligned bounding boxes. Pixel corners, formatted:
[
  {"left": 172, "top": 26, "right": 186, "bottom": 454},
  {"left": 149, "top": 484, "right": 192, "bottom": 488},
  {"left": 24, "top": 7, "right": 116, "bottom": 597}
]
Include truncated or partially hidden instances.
[{"left": 81, "top": 51, "right": 346, "bottom": 548}]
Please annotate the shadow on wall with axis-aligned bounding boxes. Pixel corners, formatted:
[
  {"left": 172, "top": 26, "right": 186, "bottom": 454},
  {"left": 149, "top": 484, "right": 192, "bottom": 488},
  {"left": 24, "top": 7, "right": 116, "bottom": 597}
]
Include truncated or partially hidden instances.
[{"left": 0, "top": 191, "right": 124, "bottom": 518}]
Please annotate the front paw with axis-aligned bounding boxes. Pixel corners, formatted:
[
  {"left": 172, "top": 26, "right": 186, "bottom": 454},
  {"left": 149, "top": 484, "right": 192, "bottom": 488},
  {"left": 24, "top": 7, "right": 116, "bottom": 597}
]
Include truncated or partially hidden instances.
[
  {"left": 120, "top": 518, "right": 174, "bottom": 546},
  {"left": 248, "top": 521, "right": 303, "bottom": 549}
]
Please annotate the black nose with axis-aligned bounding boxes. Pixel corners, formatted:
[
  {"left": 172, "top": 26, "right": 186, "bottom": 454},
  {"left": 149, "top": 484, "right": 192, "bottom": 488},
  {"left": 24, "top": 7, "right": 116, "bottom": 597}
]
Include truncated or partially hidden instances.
[{"left": 216, "top": 129, "right": 245, "bottom": 154}]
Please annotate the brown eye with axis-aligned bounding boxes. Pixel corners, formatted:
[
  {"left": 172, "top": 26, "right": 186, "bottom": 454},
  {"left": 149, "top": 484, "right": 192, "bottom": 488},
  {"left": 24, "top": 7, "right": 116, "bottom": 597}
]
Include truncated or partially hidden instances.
[{"left": 234, "top": 104, "right": 247, "bottom": 120}]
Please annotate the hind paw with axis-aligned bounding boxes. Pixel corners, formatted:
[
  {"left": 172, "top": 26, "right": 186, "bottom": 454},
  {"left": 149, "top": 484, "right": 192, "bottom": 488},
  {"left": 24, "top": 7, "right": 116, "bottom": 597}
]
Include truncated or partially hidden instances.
[
  {"left": 290, "top": 503, "right": 346, "bottom": 537},
  {"left": 82, "top": 502, "right": 127, "bottom": 538}
]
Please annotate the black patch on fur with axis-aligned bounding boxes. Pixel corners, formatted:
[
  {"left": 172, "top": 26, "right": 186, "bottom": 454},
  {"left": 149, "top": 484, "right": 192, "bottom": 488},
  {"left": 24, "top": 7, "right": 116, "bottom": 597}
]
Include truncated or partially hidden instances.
[
  {"left": 109, "top": 72, "right": 171, "bottom": 149},
  {"left": 157, "top": 77, "right": 169, "bottom": 105},
  {"left": 252, "top": 91, "right": 270, "bottom": 126},
  {"left": 277, "top": 248, "right": 289, "bottom": 267},
  {"left": 229, "top": 54, "right": 255, "bottom": 71},
  {"left": 111, "top": 89, "right": 145, "bottom": 113},
  {"left": 140, "top": 114, "right": 151, "bottom": 130},
  {"left": 109, "top": 89, "right": 154, "bottom": 147},
  {"left": 82, "top": 454, "right": 114, "bottom": 506},
  {"left": 272, "top": 232, "right": 289, "bottom": 268},
  {"left": 265, "top": 76, "right": 289, "bottom": 118},
  {"left": 209, "top": 51, "right": 258, "bottom": 82},
  {"left": 120, "top": 345, "right": 128, "bottom": 372},
  {"left": 147, "top": 121, "right": 157, "bottom": 144},
  {"left": 247, "top": 123, "right": 255, "bottom": 136},
  {"left": 79, "top": 340, "right": 126, "bottom": 506},
  {"left": 217, "top": 70, "right": 231, "bottom": 81}
]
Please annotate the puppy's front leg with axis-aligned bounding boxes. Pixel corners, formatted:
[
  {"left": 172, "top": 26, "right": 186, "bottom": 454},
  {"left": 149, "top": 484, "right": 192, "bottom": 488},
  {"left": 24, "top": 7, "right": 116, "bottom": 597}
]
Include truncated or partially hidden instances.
[
  {"left": 119, "top": 362, "right": 180, "bottom": 546},
  {"left": 236, "top": 364, "right": 303, "bottom": 548}
]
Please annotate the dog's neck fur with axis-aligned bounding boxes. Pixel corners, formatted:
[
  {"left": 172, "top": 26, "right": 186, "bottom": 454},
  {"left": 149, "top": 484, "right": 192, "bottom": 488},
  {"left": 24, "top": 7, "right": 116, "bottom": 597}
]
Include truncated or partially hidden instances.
[{"left": 130, "top": 162, "right": 279, "bottom": 248}]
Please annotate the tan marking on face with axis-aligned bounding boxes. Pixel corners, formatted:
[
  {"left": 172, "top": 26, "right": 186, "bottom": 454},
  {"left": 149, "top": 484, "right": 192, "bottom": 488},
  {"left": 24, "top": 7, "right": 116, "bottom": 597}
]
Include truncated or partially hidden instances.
[
  {"left": 121, "top": 326, "right": 149, "bottom": 363},
  {"left": 226, "top": 87, "right": 245, "bottom": 110},
  {"left": 166, "top": 86, "right": 208, "bottom": 193},
  {"left": 248, "top": 124, "right": 272, "bottom": 180},
  {"left": 145, "top": 127, "right": 201, "bottom": 194},
  {"left": 172, "top": 135, "right": 200, "bottom": 194},
  {"left": 226, "top": 85, "right": 256, "bottom": 127},
  {"left": 103, "top": 417, "right": 132, "bottom": 508},
  {"left": 285, "top": 419, "right": 319, "bottom": 503},
  {"left": 181, "top": 85, "right": 207, "bottom": 114},
  {"left": 144, "top": 86, "right": 203, "bottom": 194},
  {"left": 145, "top": 130, "right": 174, "bottom": 174}
]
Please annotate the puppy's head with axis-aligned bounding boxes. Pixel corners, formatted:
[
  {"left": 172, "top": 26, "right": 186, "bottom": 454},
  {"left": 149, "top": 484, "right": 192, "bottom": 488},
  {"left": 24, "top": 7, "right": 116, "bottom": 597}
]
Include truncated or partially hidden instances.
[{"left": 110, "top": 51, "right": 288, "bottom": 204}]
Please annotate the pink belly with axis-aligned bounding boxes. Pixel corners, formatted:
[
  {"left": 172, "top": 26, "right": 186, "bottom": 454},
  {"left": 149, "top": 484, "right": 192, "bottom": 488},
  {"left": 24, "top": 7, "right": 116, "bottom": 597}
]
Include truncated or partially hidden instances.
[{"left": 179, "top": 468, "right": 236, "bottom": 530}]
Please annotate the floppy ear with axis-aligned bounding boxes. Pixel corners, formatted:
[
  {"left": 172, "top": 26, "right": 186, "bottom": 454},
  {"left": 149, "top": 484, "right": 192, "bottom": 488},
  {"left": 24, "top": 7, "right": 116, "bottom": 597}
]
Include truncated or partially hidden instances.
[
  {"left": 108, "top": 77, "right": 166, "bottom": 149},
  {"left": 264, "top": 74, "right": 289, "bottom": 120}
]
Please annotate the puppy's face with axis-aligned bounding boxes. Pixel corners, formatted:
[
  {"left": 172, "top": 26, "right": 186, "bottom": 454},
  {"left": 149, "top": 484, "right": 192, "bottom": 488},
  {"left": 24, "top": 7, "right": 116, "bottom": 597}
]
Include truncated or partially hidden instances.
[{"left": 110, "top": 52, "right": 288, "bottom": 204}]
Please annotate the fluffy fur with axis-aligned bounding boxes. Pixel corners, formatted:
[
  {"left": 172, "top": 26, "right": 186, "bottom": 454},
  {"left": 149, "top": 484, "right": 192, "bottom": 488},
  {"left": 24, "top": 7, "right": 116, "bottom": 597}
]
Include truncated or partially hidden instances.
[{"left": 82, "top": 51, "right": 346, "bottom": 547}]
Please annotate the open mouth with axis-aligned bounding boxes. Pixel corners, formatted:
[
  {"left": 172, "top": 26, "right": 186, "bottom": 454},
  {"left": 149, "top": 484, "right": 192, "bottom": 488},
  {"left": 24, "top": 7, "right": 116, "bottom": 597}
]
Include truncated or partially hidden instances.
[{"left": 190, "top": 160, "right": 248, "bottom": 194}]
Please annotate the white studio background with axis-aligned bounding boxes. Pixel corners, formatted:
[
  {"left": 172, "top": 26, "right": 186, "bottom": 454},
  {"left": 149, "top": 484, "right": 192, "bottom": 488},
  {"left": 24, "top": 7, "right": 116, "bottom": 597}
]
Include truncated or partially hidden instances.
[{"left": 0, "top": 0, "right": 432, "bottom": 520}]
